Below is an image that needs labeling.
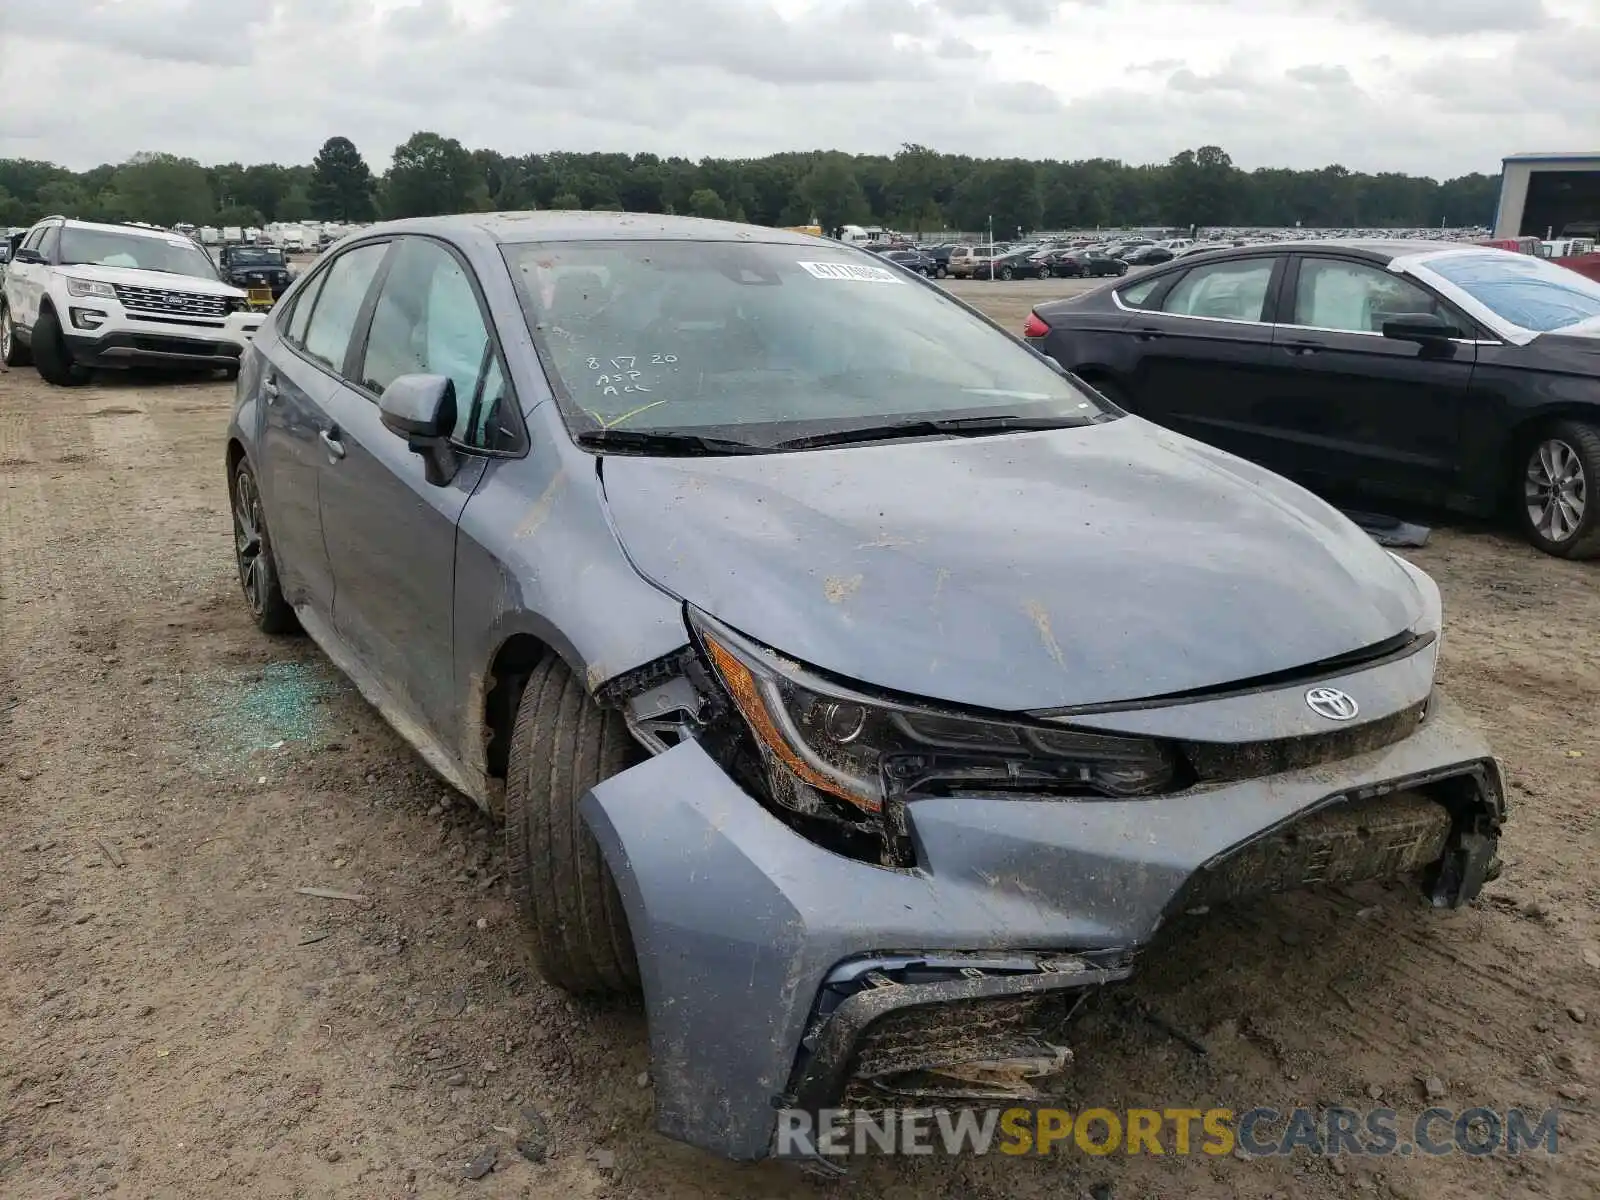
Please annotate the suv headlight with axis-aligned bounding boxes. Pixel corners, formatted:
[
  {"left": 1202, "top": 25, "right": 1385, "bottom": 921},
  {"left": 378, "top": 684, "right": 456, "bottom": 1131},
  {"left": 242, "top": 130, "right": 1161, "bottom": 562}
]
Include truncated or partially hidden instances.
[
  {"left": 690, "top": 610, "right": 1178, "bottom": 815},
  {"left": 66, "top": 278, "right": 117, "bottom": 300}
]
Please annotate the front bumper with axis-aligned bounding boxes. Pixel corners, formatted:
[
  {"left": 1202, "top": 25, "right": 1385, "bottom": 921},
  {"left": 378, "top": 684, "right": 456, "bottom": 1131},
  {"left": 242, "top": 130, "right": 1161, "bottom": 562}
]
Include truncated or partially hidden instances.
[
  {"left": 582, "top": 692, "right": 1503, "bottom": 1161},
  {"left": 65, "top": 316, "right": 261, "bottom": 369}
]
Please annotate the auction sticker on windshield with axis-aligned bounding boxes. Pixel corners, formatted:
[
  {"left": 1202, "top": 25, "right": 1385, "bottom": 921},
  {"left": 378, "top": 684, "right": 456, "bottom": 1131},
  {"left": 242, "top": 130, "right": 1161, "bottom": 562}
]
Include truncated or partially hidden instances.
[{"left": 798, "top": 261, "right": 901, "bottom": 283}]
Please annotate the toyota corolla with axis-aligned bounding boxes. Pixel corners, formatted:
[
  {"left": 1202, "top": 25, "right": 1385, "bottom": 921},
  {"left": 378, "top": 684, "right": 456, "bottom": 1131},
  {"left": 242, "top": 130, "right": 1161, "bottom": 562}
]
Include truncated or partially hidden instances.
[{"left": 224, "top": 212, "right": 1505, "bottom": 1162}]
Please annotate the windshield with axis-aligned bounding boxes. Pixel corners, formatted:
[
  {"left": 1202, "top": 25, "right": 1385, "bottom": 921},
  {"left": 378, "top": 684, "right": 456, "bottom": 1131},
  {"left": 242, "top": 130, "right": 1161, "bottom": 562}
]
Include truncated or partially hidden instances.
[
  {"left": 1418, "top": 252, "right": 1600, "bottom": 333},
  {"left": 59, "top": 228, "right": 218, "bottom": 280},
  {"left": 227, "top": 247, "right": 285, "bottom": 266},
  {"left": 504, "top": 239, "right": 1109, "bottom": 446}
]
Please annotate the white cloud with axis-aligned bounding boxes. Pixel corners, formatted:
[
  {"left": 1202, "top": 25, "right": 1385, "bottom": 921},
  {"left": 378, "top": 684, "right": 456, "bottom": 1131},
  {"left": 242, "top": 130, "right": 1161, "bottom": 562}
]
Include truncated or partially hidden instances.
[{"left": 0, "top": 0, "right": 1592, "bottom": 176}]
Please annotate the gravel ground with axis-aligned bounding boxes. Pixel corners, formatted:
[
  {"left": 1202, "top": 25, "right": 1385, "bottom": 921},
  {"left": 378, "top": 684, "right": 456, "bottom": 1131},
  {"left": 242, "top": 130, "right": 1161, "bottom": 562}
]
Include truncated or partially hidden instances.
[{"left": 0, "top": 287, "right": 1596, "bottom": 1199}]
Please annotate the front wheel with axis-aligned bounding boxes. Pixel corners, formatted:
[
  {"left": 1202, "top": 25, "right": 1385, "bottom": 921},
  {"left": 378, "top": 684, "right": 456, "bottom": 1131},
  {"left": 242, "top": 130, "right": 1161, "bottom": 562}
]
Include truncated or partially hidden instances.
[
  {"left": 1, "top": 302, "right": 32, "bottom": 367},
  {"left": 1516, "top": 422, "right": 1600, "bottom": 559},
  {"left": 505, "top": 656, "right": 641, "bottom": 995},
  {"left": 935, "top": 265, "right": 948, "bottom": 279},
  {"left": 31, "top": 309, "right": 89, "bottom": 386}
]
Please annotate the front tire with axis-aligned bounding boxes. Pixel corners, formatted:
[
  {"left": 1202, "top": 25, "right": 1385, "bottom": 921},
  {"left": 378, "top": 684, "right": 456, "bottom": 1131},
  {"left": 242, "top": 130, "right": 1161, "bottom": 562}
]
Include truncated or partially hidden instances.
[
  {"left": 1516, "top": 422, "right": 1600, "bottom": 559},
  {"left": 505, "top": 656, "right": 640, "bottom": 996},
  {"left": 31, "top": 308, "right": 89, "bottom": 386},
  {"left": 230, "top": 458, "right": 299, "bottom": 634},
  {"left": 935, "top": 265, "right": 947, "bottom": 279},
  {"left": 1, "top": 302, "right": 31, "bottom": 367}
]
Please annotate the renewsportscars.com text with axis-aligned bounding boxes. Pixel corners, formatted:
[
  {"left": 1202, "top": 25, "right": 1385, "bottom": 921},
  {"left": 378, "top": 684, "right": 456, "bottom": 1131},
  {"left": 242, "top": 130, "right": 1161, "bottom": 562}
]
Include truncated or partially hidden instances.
[{"left": 775, "top": 1106, "right": 1562, "bottom": 1159}]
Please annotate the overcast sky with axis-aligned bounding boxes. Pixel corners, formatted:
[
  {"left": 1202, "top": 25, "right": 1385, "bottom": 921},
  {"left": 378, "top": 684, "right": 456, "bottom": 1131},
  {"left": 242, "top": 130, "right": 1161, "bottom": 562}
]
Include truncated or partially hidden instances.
[{"left": 3, "top": 0, "right": 1596, "bottom": 177}]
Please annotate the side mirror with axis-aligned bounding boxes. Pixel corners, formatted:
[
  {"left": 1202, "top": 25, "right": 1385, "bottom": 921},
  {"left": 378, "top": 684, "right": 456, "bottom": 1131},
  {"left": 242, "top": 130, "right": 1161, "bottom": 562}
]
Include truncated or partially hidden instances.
[
  {"left": 12, "top": 248, "right": 44, "bottom": 266},
  {"left": 1381, "top": 311, "right": 1458, "bottom": 343},
  {"left": 380, "top": 373, "right": 459, "bottom": 487}
]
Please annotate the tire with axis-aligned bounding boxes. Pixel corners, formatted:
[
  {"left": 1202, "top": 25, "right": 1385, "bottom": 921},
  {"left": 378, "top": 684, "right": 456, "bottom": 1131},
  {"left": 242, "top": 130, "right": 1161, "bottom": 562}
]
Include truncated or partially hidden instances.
[
  {"left": 935, "top": 265, "right": 947, "bottom": 279},
  {"left": 0, "top": 302, "right": 31, "bottom": 367},
  {"left": 32, "top": 308, "right": 90, "bottom": 387},
  {"left": 1515, "top": 421, "right": 1600, "bottom": 559},
  {"left": 505, "top": 655, "right": 640, "bottom": 995},
  {"left": 1001, "top": 266, "right": 1015, "bottom": 281},
  {"left": 229, "top": 458, "right": 299, "bottom": 634}
]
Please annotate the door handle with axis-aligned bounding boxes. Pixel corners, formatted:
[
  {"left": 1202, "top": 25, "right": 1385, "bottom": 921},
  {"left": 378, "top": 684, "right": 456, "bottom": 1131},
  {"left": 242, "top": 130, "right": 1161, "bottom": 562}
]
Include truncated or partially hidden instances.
[
  {"left": 1283, "top": 340, "right": 1322, "bottom": 356},
  {"left": 1133, "top": 327, "right": 1165, "bottom": 341},
  {"left": 261, "top": 376, "right": 279, "bottom": 403},
  {"left": 320, "top": 428, "right": 346, "bottom": 460}
]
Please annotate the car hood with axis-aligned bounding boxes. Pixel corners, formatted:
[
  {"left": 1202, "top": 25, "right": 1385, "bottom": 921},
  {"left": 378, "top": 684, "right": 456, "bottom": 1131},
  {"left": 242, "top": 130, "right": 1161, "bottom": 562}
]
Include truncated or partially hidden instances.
[
  {"left": 56, "top": 264, "right": 244, "bottom": 298},
  {"left": 600, "top": 417, "right": 1423, "bottom": 712}
]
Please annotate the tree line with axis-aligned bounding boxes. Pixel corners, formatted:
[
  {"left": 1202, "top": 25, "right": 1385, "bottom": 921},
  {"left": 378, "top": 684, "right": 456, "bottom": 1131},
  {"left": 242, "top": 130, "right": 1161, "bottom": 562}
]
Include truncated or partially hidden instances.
[{"left": 0, "top": 135, "right": 1501, "bottom": 236}]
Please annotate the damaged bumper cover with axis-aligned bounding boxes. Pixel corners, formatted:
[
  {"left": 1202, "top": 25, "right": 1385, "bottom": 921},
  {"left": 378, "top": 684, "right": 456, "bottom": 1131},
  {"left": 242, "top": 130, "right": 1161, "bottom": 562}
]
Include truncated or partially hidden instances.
[{"left": 581, "top": 693, "right": 1503, "bottom": 1161}]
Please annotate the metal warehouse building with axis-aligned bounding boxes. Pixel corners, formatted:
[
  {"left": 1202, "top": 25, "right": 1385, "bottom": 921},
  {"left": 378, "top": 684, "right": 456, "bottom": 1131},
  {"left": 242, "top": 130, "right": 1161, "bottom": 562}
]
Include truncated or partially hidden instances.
[{"left": 1494, "top": 151, "right": 1600, "bottom": 240}]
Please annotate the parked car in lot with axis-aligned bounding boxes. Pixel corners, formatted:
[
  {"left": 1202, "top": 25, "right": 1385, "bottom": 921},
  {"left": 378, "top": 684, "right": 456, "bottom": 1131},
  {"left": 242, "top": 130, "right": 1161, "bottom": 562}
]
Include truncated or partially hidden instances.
[
  {"left": 226, "top": 212, "right": 1503, "bottom": 1163},
  {"left": 1, "top": 216, "right": 260, "bottom": 385},
  {"left": 948, "top": 243, "right": 1001, "bottom": 278},
  {"left": 974, "top": 245, "right": 1048, "bottom": 280},
  {"left": 878, "top": 248, "right": 940, "bottom": 276},
  {"left": 218, "top": 244, "right": 294, "bottom": 305},
  {"left": 1026, "top": 240, "right": 1600, "bottom": 557},
  {"left": 1047, "top": 248, "right": 1129, "bottom": 278},
  {"left": 1123, "top": 244, "right": 1177, "bottom": 266}
]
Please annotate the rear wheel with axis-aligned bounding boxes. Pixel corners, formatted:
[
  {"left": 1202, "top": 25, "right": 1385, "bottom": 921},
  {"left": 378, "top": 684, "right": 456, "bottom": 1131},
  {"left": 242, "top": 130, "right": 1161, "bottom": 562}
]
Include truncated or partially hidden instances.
[
  {"left": 230, "top": 458, "right": 299, "bottom": 634},
  {"left": 935, "top": 265, "right": 948, "bottom": 279},
  {"left": 0, "top": 302, "right": 31, "bottom": 367},
  {"left": 1085, "top": 376, "right": 1132, "bottom": 410},
  {"left": 32, "top": 308, "right": 90, "bottom": 386},
  {"left": 1516, "top": 421, "right": 1600, "bottom": 559},
  {"left": 505, "top": 656, "right": 641, "bottom": 995},
  {"left": 1001, "top": 266, "right": 1015, "bottom": 281}
]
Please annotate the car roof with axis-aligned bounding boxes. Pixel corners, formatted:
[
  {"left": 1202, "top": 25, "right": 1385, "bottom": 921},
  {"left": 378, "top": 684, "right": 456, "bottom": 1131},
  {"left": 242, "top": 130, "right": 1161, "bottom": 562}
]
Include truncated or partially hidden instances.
[
  {"left": 1193, "top": 238, "right": 1465, "bottom": 261},
  {"left": 358, "top": 210, "right": 830, "bottom": 247},
  {"left": 51, "top": 217, "right": 194, "bottom": 242}
]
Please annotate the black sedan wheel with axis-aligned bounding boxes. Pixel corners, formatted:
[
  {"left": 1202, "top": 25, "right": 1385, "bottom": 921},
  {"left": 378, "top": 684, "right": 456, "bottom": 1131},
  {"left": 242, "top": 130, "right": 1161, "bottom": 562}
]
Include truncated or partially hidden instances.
[
  {"left": 935, "top": 265, "right": 948, "bottom": 279},
  {"left": 230, "top": 459, "right": 299, "bottom": 633},
  {"left": 1518, "top": 422, "right": 1600, "bottom": 559},
  {"left": 1001, "top": 266, "right": 1015, "bottom": 281}
]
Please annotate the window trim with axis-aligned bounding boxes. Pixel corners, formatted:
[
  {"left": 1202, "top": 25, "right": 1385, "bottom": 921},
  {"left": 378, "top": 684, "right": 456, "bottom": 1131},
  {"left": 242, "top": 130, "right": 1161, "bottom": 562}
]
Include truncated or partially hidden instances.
[
  {"left": 1281, "top": 253, "right": 1495, "bottom": 345},
  {"left": 276, "top": 237, "right": 393, "bottom": 375},
  {"left": 342, "top": 234, "right": 528, "bottom": 459},
  {"left": 1111, "top": 253, "right": 1287, "bottom": 327}
]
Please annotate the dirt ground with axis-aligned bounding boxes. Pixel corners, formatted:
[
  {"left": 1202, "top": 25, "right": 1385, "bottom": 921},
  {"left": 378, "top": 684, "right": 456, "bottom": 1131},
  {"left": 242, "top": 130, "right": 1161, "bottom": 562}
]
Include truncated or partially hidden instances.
[{"left": 1, "top": 289, "right": 1596, "bottom": 1199}]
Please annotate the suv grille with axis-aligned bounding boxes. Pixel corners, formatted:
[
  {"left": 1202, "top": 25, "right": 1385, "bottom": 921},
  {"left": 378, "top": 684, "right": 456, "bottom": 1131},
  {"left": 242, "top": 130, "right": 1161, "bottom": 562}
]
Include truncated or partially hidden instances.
[{"left": 113, "top": 284, "right": 229, "bottom": 320}]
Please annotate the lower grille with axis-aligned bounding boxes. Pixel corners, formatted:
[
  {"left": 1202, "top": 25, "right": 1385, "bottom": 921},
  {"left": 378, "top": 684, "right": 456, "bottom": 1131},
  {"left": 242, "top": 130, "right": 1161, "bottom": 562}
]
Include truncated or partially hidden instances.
[
  {"left": 113, "top": 283, "right": 229, "bottom": 320},
  {"left": 1179, "top": 791, "right": 1452, "bottom": 911},
  {"left": 122, "top": 335, "right": 241, "bottom": 358}
]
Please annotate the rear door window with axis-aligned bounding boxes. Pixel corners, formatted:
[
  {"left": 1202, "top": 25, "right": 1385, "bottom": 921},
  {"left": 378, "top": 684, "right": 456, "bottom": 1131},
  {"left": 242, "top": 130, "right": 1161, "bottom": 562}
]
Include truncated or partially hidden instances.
[
  {"left": 1162, "top": 258, "right": 1277, "bottom": 322},
  {"left": 301, "top": 242, "right": 388, "bottom": 372}
]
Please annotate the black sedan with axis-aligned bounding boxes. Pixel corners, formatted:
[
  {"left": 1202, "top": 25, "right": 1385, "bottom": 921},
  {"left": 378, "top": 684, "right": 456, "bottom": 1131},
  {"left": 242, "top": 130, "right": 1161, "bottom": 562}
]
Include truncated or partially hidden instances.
[
  {"left": 973, "top": 246, "right": 1048, "bottom": 280},
  {"left": 1122, "top": 244, "right": 1176, "bottom": 266},
  {"left": 1044, "top": 249, "right": 1128, "bottom": 279},
  {"left": 1025, "top": 240, "right": 1600, "bottom": 557},
  {"left": 879, "top": 248, "right": 940, "bottom": 276}
]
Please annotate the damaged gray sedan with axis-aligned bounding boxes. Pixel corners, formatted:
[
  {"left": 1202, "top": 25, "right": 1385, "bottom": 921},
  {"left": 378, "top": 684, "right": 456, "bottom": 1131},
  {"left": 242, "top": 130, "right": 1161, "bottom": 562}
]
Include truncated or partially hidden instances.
[{"left": 225, "top": 213, "right": 1505, "bottom": 1162}]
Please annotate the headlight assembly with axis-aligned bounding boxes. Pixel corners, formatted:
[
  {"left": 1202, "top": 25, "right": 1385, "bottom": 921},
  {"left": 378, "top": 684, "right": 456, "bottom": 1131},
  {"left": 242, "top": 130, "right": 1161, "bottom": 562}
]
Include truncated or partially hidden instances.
[
  {"left": 66, "top": 278, "right": 117, "bottom": 301},
  {"left": 689, "top": 609, "right": 1179, "bottom": 819}
]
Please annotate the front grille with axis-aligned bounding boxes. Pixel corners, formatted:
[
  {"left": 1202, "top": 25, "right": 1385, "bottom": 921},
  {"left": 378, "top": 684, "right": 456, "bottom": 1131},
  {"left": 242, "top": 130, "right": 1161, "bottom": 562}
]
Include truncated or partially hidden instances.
[
  {"left": 1178, "top": 791, "right": 1452, "bottom": 911},
  {"left": 113, "top": 283, "right": 229, "bottom": 320},
  {"left": 1184, "top": 700, "right": 1427, "bottom": 781}
]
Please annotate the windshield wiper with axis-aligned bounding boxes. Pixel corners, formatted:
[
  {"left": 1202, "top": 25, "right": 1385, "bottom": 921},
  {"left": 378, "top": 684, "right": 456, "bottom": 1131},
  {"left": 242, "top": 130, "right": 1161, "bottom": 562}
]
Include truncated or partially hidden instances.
[
  {"left": 775, "top": 413, "right": 1083, "bottom": 450},
  {"left": 574, "top": 428, "right": 769, "bottom": 456}
]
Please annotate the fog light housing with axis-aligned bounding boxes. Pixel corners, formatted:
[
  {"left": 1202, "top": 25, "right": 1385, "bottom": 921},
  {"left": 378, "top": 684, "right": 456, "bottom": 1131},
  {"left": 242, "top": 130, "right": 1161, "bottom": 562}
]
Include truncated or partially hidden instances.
[{"left": 70, "top": 307, "right": 107, "bottom": 330}]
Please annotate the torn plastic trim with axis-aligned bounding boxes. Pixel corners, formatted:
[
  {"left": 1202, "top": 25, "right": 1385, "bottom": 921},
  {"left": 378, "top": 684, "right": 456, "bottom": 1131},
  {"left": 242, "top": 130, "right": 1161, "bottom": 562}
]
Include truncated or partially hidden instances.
[{"left": 782, "top": 951, "right": 1134, "bottom": 1120}]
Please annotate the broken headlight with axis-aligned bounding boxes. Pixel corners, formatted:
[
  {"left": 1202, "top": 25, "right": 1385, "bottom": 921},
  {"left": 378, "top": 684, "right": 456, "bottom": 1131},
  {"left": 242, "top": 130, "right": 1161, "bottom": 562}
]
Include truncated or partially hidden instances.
[{"left": 690, "top": 610, "right": 1178, "bottom": 817}]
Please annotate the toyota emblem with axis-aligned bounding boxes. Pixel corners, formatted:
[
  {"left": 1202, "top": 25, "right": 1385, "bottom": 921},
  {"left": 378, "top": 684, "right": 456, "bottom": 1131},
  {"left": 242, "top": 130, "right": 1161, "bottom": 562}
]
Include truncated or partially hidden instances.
[{"left": 1305, "top": 687, "right": 1359, "bottom": 721}]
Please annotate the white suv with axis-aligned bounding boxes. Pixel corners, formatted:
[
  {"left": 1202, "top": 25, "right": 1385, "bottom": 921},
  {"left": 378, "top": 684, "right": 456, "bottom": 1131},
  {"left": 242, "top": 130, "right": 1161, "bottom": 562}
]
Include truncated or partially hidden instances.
[{"left": 1, "top": 217, "right": 264, "bottom": 386}]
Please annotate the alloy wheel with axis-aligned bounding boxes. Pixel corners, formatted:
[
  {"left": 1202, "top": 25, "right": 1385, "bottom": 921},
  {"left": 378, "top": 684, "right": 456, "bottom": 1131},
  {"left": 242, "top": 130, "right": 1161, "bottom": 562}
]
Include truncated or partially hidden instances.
[
  {"left": 0, "top": 309, "right": 11, "bottom": 359},
  {"left": 232, "top": 470, "right": 268, "bottom": 615},
  {"left": 1525, "top": 437, "right": 1586, "bottom": 543}
]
